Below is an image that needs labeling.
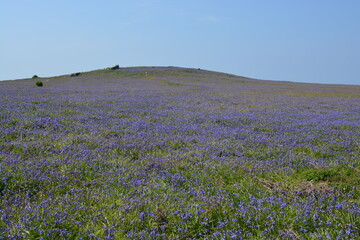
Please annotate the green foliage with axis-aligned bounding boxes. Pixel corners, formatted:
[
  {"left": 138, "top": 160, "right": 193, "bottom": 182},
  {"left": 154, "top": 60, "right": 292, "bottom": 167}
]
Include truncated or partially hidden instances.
[
  {"left": 299, "top": 168, "right": 336, "bottom": 181},
  {"left": 35, "top": 81, "right": 43, "bottom": 87},
  {"left": 70, "top": 72, "right": 81, "bottom": 77},
  {"left": 292, "top": 165, "right": 360, "bottom": 192},
  {"left": 32, "top": 75, "right": 38, "bottom": 79},
  {"left": 110, "top": 65, "right": 120, "bottom": 70}
]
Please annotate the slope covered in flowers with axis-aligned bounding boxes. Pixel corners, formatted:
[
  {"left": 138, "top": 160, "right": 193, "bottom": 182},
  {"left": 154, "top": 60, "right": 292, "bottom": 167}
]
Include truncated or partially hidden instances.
[{"left": 0, "top": 67, "right": 359, "bottom": 239}]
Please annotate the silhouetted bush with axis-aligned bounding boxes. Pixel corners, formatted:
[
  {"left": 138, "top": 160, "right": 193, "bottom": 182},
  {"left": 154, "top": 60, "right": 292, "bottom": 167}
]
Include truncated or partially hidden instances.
[
  {"left": 35, "top": 81, "right": 43, "bottom": 87},
  {"left": 110, "top": 65, "right": 120, "bottom": 70},
  {"left": 71, "top": 72, "right": 81, "bottom": 77},
  {"left": 32, "top": 75, "right": 38, "bottom": 79}
]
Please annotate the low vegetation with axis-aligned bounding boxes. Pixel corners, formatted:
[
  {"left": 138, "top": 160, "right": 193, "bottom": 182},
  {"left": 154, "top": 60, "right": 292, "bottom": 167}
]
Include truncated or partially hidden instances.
[
  {"left": 110, "top": 64, "right": 120, "bottom": 70},
  {"left": 70, "top": 72, "right": 81, "bottom": 77},
  {"left": 35, "top": 81, "right": 43, "bottom": 87}
]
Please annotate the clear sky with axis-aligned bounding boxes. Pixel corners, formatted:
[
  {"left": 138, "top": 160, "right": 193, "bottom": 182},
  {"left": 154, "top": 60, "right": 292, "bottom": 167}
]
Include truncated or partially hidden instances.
[{"left": 1, "top": 0, "right": 359, "bottom": 85}]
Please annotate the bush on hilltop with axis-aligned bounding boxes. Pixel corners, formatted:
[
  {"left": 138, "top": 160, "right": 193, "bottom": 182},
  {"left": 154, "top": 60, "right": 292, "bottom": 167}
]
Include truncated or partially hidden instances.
[
  {"left": 71, "top": 72, "right": 81, "bottom": 77},
  {"left": 110, "top": 65, "right": 120, "bottom": 70}
]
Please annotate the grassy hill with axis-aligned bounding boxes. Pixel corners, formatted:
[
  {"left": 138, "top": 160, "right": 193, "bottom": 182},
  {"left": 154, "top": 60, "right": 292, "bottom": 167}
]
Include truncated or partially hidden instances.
[{"left": 0, "top": 66, "right": 359, "bottom": 239}]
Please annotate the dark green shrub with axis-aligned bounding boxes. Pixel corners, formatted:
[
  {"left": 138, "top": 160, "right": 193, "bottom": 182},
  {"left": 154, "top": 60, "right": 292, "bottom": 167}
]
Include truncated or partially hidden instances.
[
  {"left": 70, "top": 72, "right": 81, "bottom": 77},
  {"left": 32, "top": 75, "right": 38, "bottom": 79},
  {"left": 110, "top": 65, "right": 120, "bottom": 70},
  {"left": 35, "top": 81, "right": 43, "bottom": 87}
]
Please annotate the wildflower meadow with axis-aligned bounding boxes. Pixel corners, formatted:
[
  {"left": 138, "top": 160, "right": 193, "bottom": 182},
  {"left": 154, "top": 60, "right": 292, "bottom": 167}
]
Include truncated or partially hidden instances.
[{"left": 0, "top": 67, "right": 359, "bottom": 239}]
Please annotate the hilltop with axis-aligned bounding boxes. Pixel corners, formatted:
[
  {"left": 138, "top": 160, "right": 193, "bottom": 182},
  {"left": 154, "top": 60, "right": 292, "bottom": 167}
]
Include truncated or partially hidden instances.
[{"left": 2, "top": 66, "right": 360, "bottom": 98}]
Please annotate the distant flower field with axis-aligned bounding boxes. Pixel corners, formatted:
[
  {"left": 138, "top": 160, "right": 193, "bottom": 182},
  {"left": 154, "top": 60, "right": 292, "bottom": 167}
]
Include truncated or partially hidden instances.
[{"left": 0, "top": 68, "right": 359, "bottom": 239}]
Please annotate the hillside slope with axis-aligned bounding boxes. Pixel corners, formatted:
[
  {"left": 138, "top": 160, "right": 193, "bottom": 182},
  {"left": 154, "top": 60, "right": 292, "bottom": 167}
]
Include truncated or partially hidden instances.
[
  {"left": 0, "top": 66, "right": 360, "bottom": 239},
  {"left": 2, "top": 66, "right": 360, "bottom": 97}
]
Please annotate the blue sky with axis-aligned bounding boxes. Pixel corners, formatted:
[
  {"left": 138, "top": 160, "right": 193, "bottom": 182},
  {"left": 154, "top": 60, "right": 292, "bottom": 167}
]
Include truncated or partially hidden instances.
[{"left": 1, "top": 0, "right": 359, "bottom": 85}]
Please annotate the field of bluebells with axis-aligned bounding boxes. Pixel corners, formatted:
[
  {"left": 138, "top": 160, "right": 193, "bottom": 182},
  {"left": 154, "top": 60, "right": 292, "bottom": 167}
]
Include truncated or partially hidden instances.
[{"left": 0, "top": 67, "right": 359, "bottom": 239}]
